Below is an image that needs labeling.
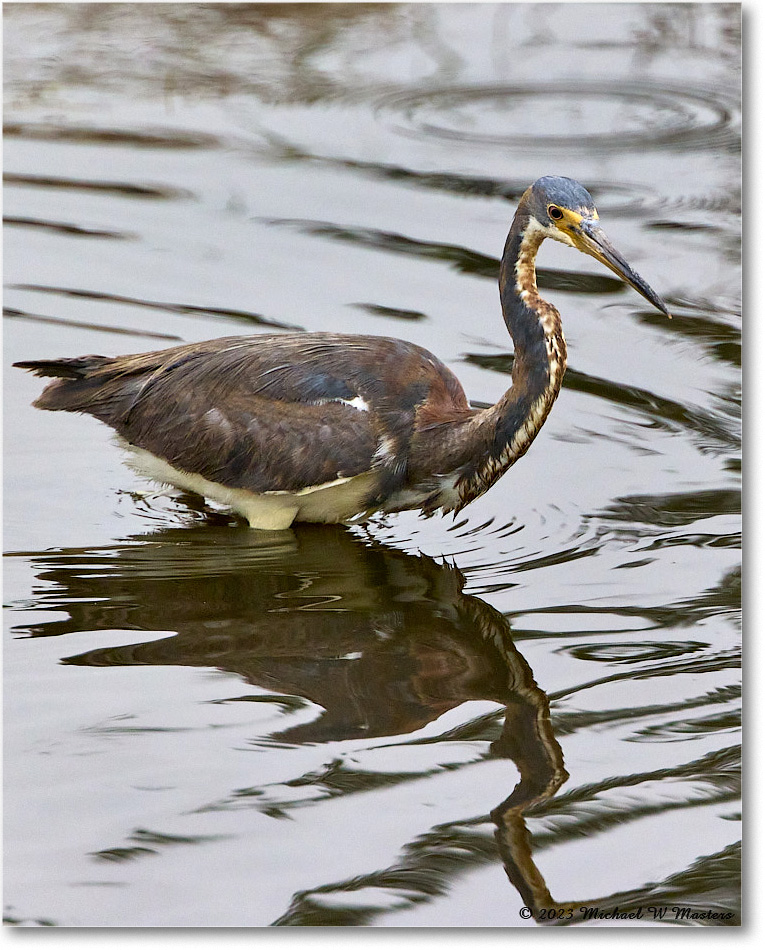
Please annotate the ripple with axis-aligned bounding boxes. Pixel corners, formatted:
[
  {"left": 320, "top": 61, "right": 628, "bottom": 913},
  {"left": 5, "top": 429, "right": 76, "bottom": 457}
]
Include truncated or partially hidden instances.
[
  {"left": 3, "top": 215, "right": 133, "bottom": 240},
  {"left": 266, "top": 217, "right": 626, "bottom": 291},
  {"left": 10, "top": 283, "right": 302, "bottom": 332},
  {"left": 3, "top": 120, "right": 223, "bottom": 150},
  {"left": 466, "top": 353, "right": 740, "bottom": 458},
  {"left": 378, "top": 81, "right": 738, "bottom": 152},
  {"left": 261, "top": 137, "right": 735, "bottom": 219},
  {"left": 3, "top": 172, "right": 193, "bottom": 201},
  {"left": 350, "top": 302, "right": 428, "bottom": 322},
  {"left": 282, "top": 148, "right": 656, "bottom": 216},
  {"left": 3, "top": 306, "right": 182, "bottom": 342},
  {"left": 561, "top": 640, "right": 707, "bottom": 664}
]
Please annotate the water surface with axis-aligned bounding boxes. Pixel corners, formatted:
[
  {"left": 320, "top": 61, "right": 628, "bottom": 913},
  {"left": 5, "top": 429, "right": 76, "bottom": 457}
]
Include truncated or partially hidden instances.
[{"left": 3, "top": 2, "right": 741, "bottom": 927}]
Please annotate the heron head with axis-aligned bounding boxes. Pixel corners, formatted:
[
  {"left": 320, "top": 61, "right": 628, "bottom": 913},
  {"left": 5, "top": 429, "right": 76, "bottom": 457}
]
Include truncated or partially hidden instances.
[{"left": 523, "top": 176, "right": 671, "bottom": 317}]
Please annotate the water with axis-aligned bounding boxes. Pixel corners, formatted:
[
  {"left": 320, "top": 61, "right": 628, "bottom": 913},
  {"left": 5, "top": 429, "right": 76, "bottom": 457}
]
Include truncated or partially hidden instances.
[{"left": 3, "top": 2, "right": 741, "bottom": 928}]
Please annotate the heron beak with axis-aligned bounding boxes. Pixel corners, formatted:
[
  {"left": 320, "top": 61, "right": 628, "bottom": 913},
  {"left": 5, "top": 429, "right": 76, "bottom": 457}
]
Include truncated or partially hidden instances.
[{"left": 575, "top": 220, "right": 672, "bottom": 318}]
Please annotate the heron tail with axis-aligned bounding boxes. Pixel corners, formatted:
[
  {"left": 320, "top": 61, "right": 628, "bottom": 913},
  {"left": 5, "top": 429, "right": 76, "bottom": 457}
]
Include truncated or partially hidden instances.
[
  {"left": 13, "top": 355, "right": 111, "bottom": 380},
  {"left": 14, "top": 355, "right": 115, "bottom": 411}
]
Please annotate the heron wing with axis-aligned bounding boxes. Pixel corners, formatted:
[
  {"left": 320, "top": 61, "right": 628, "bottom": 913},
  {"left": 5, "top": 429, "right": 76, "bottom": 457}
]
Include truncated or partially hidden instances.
[{"left": 21, "top": 332, "right": 470, "bottom": 496}]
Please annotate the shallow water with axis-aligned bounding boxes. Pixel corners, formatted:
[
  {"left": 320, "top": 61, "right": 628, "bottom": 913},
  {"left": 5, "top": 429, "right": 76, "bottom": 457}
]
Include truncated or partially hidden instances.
[{"left": 3, "top": 2, "right": 741, "bottom": 928}]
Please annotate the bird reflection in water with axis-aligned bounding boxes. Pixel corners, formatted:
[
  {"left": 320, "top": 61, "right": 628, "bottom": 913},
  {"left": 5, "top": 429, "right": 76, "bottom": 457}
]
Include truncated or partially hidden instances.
[{"left": 14, "top": 522, "right": 628, "bottom": 924}]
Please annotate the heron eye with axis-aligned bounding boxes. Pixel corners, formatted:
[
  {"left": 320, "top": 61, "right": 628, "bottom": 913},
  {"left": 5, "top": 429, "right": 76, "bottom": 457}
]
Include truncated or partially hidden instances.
[{"left": 548, "top": 206, "right": 564, "bottom": 220}]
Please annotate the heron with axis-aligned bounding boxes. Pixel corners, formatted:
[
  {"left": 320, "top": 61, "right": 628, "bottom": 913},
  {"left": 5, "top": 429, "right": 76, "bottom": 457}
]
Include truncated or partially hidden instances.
[{"left": 15, "top": 176, "right": 670, "bottom": 530}]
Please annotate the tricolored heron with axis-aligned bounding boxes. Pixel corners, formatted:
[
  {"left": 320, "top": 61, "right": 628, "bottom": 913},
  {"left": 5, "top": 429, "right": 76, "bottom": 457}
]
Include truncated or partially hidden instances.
[{"left": 15, "top": 176, "right": 670, "bottom": 530}]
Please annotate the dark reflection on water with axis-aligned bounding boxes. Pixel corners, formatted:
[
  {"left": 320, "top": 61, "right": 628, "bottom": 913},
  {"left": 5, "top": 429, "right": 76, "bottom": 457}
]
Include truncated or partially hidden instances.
[
  {"left": 251, "top": 145, "right": 661, "bottom": 216},
  {"left": 15, "top": 527, "right": 555, "bottom": 749},
  {"left": 2, "top": 172, "right": 192, "bottom": 201},
  {"left": 9, "top": 525, "right": 740, "bottom": 925},
  {"left": 465, "top": 352, "right": 741, "bottom": 458},
  {"left": 265, "top": 216, "right": 630, "bottom": 294},
  {"left": 2, "top": 121, "right": 225, "bottom": 150},
  {"left": 2, "top": 215, "right": 133, "bottom": 240},
  {"left": 10, "top": 526, "right": 563, "bottom": 918},
  {"left": 351, "top": 302, "right": 428, "bottom": 323},
  {"left": 9, "top": 283, "right": 304, "bottom": 331},
  {"left": 3, "top": 305, "right": 183, "bottom": 342}
]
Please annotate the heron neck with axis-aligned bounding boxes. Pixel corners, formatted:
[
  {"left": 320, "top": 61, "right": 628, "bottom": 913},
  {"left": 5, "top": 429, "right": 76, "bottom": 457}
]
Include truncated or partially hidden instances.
[
  {"left": 494, "top": 211, "right": 567, "bottom": 444},
  {"left": 500, "top": 213, "right": 563, "bottom": 375},
  {"left": 455, "top": 212, "right": 567, "bottom": 506}
]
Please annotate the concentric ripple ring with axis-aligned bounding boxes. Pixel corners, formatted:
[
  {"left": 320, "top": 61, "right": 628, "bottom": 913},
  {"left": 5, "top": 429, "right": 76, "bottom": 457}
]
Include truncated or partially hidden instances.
[{"left": 377, "top": 81, "right": 738, "bottom": 152}]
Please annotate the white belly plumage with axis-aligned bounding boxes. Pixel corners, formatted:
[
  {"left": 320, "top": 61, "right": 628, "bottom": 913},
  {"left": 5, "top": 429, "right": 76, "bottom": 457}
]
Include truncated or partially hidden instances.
[{"left": 120, "top": 441, "right": 381, "bottom": 530}]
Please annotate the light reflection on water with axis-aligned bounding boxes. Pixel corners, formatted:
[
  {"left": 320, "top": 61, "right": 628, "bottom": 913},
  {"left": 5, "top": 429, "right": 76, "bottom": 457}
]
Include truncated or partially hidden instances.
[{"left": 3, "top": 2, "right": 740, "bottom": 928}]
